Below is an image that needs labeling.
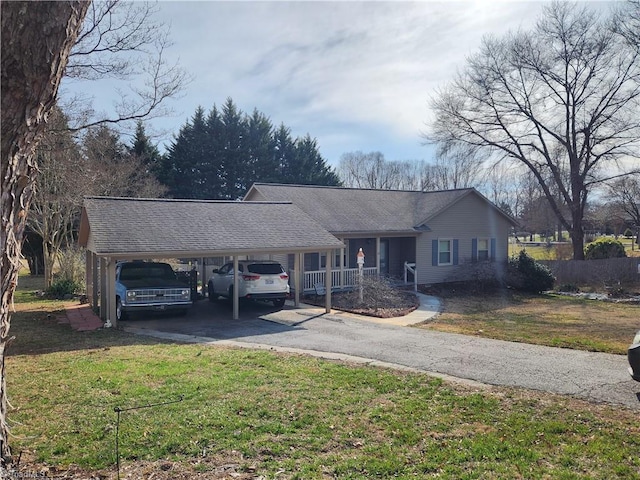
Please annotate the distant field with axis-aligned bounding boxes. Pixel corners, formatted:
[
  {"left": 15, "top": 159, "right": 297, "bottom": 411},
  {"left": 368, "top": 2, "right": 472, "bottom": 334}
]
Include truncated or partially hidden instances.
[{"left": 510, "top": 235, "right": 640, "bottom": 260}]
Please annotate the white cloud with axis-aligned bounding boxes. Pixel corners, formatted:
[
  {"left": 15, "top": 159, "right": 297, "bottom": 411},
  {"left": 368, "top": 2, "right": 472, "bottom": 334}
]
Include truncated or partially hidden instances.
[{"left": 62, "top": 1, "right": 553, "bottom": 164}]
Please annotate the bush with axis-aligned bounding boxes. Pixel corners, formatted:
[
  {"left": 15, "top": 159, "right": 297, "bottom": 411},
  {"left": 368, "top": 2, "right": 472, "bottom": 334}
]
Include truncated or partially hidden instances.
[
  {"left": 47, "top": 246, "right": 86, "bottom": 298},
  {"left": 557, "top": 283, "right": 579, "bottom": 293},
  {"left": 584, "top": 238, "right": 627, "bottom": 260},
  {"left": 47, "top": 278, "right": 82, "bottom": 298},
  {"left": 505, "top": 250, "right": 555, "bottom": 293}
]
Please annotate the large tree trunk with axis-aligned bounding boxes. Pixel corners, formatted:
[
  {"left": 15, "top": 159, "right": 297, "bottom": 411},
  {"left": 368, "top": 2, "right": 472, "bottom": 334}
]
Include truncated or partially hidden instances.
[
  {"left": 569, "top": 204, "right": 586, "bottom": 261},
  {"left": 0, "top": 1, "right": 89, "bottom": 466},
  {"left": 43, "top": 241, "right": 57, "bottom": 289}
]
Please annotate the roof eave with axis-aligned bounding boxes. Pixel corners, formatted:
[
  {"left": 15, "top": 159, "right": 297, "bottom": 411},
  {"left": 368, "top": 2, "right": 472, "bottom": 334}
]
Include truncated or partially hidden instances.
[
  {"left": 329, "top": 230, "right": 420, "bottom": 238},
  {"left": 89, "top": 243, "right": 346, "bottom": 260}
]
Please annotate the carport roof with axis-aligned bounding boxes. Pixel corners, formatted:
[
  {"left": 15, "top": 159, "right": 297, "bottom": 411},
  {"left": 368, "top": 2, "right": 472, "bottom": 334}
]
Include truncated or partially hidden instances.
[{"left": 79, "top": 196, "right": 344, "bottom": 259}]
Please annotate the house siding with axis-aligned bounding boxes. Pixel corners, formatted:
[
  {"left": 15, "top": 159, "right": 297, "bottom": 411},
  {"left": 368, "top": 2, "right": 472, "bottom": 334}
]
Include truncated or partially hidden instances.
[{"left": 416, "top": 193, "right": 512, "bottom": 285}]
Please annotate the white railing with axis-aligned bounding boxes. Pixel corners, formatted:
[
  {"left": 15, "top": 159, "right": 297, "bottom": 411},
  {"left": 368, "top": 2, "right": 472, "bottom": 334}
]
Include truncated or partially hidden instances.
[
  {"left": 291, "top": 267, "right": 378, "bottom": 292},
  {"left": 404, "top": 261, "right": 417, "bottom": 292}
]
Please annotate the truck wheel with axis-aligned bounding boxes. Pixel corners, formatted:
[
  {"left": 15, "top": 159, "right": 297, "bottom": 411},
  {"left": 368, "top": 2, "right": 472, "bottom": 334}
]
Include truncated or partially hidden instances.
[{"left": 116, "top": 297, "right": 128, "bottom": 321}]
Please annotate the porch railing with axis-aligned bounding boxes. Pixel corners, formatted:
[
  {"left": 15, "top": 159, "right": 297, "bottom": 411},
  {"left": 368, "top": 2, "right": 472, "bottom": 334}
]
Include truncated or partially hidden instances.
[{"left": 291, "top": 267, "right": 378, "bottom": 292}]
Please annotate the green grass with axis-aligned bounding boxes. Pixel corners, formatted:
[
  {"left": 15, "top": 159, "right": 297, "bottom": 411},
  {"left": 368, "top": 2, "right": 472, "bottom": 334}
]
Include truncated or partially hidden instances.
[
  {"left": 6, "top": 277, "right": 640, "bottom": 478},
  {"left": 510, "top": 235, "right": 640, "bottom": 259},
  {"left": 423, "top": 291, "right": 639, "bottom": 354}
]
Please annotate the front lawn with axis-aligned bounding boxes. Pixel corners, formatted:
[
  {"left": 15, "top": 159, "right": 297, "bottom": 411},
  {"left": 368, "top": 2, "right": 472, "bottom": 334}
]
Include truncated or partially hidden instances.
[
  {"left": 419, "top": 288, "right": 639, "bottom": 354},
  {"left": 5, "top": 277, "right": 640, "bottom": 479}
]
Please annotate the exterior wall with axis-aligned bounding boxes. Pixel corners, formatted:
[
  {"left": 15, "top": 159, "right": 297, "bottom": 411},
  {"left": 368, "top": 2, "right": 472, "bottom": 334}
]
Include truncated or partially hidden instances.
[{"left": 416, "top": 194, "right": 512, "bottom": 285}]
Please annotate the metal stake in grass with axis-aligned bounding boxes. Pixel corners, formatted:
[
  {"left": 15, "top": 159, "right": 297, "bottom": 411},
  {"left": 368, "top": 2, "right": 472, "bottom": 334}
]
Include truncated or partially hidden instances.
[{"left": 114, "top": 395, "right": 184, "bottom": 480}]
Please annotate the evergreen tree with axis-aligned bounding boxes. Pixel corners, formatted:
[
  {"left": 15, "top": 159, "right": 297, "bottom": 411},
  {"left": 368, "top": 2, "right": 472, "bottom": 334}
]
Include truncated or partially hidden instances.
[
  {"left": 246, "top": 108, "right": 275, "bottom": 184},
  {"left": 292, "top": 134, "right": 341, "bottom": 186},
  {"left": 219, "top": 98, "right": 248, "bottom": 200},
  {"left": 159, "top": 107, "right": 209, "bottom": 198},
  {"left": 202, "top": 106, "right": 225, "bottom": 199},
  {"left": 129, "top": 120, "right": 161, "bottom": 169},
  {"left": 272, "top": 124, "right": 297, "bottom": 183},
  {"left": 155, "top": 98, "right": 341, "bottom": 199}
]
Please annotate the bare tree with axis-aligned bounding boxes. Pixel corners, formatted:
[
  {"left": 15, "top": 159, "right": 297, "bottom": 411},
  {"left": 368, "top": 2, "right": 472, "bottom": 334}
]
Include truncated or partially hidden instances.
[
  {"left": 60, "top": 0, "right": 188, "bottom": 132},
  {"left": 338, "top": 152, "right": 443, "bottom": 191},
  {"left": 428, "top": 2, "right": 640, "bottom": 259},
  {"left": 484, "top": 162, "right": 522, "bottom": 217},
  {"left": 432, "top": 141, "right": 485, "bottom": 190},
  {"left": 1, "top": 1, "right": 90, "bottom": 466},
  {"left": 28, "top": 108, "right": 85, "bottom": 288},
  {"left": 608, "top": 174, "right": 640, "bottom": 244},
  {"left": 338, "top": 151, "right": 394, "bottom": 189},
  {"left": 81, "top": 124, "right": 167, "bottom": 198},
  {"left": 28, "top": 119, "right": 167, "bottom": 289},
  {"left": 614, "top": 0, "right": 640, "bottom": 52}
]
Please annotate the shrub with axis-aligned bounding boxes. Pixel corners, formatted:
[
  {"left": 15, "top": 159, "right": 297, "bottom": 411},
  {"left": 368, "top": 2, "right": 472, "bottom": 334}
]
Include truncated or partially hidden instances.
[
  {"left": 557, "top": 283, "right": 579, "bottom": 293},
  {"left": 505, "top": 250, "right": 555, "bottom": 293},
  {"left": 584, "top": 238, "right": 627, "bottom": 260},
  {"left": 47, "top": 278, "right": 82, "bottom": 298},
  {"left": 47, "top": 246, "right": 86, "bottom": 298}
]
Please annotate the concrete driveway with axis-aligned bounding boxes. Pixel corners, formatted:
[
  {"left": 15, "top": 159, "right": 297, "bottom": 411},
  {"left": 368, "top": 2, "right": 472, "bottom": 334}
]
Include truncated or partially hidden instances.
[{"left": 121, "top": 296, "right": 640, "bottom": 410}]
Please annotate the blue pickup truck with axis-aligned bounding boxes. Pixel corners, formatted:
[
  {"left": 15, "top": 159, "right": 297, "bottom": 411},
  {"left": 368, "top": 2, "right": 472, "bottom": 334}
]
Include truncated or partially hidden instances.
[{"left": 115, "top": 261, "right": 192, "bottom": 321}]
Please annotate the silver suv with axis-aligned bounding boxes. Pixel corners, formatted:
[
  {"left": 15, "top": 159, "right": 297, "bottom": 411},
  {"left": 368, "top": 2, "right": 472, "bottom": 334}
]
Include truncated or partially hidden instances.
[{"left": 207, "top": 260, "right": 290, "bottom": 308}]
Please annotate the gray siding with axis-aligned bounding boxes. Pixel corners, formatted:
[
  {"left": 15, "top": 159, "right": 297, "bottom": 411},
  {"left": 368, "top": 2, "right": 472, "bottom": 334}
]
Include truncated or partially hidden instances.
[{"left": 416, "top": 194, "right": 512, "bottom": 284}]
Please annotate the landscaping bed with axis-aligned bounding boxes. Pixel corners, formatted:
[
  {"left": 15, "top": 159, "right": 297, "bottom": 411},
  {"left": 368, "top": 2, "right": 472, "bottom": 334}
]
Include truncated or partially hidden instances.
[{"left": 302, "top": 279, "right": 419, "bottom": 318}]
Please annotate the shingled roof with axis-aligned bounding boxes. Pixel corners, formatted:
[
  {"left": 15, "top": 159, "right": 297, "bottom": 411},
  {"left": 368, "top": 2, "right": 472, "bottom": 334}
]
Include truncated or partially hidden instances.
[
  {"left": 244, "top": 183, "right": 513, "bottom": 234},
  {"left": 79, "top": 197, "right": 344, "bottom": 258}
]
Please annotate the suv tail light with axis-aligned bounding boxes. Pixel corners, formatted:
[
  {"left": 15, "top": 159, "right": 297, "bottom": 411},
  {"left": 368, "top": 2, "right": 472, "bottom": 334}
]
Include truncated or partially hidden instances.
[
  {"left": 242, "top": 274, "right": 260, "bottom": 281},
  {"left": 280, "top": 273, "right": 289, "bottom": 280}
]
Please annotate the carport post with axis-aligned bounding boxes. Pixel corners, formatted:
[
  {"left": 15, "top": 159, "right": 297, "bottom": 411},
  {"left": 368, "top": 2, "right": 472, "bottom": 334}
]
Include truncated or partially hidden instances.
[
  {"left": 91, "top": 252, "right": 98, "bottom": 309},
  {"left": 325, "top": 249, "right": 332, "bottom": 314},
  {"left": 293, "top": 252, "right": 300, "bottom": 307},
  {"left": 233, "top": 256, "right": 239, "bottom": 320},
  {"left": 106, "top": 258, "right": 117, "bottom": 327},
  {"left": 99, "top": 257, "right": 107, "bottom": 321}
]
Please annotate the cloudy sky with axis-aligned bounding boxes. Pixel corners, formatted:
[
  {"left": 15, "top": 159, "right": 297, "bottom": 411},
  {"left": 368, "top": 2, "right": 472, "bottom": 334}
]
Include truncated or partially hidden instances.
[{"left": 62, "top": 1, "right": 580, "bottom": 166}]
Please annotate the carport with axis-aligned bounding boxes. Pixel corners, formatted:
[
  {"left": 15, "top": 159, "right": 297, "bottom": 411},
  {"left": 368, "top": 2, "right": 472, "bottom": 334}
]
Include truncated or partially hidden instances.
[{"left": 78, "top": 196, "right": 345, "bottom": 326}]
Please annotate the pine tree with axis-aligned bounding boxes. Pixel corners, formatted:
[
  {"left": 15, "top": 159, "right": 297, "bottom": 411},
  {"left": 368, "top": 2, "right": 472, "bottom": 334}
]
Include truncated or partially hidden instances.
[
  {"left": 156, "top": 98, "right": 341, "bottom": 199},
  {"left": 130, "top": 120, "right": 161, "bottom": 170},
  {"left": 159, "top": 107, "right": 208, "bottom": 198},
  {"left": 292, "top": 134, "right": 341, "bottom": 186},
  {"left": 219, "top": 98, "right": 248, "bottom": 199},
  {"left": 272, "top": 123, "right": 297, "bottom": 183},
  {"left": 246, "top": 109, "right": 275, "bottom": 184}
]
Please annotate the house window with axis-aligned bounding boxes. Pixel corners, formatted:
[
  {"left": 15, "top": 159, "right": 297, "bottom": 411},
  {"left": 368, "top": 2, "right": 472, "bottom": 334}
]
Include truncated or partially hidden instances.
[
  {"left": 320, "top": 249, "right": 343, "bottom": 269},
  {"left": 477, "top": 238, "right": 490, "bottom": 261},
  {"left": 472, "top": 237, "right": 495, "bottom": 262},
  {"left": 438, "top": 239, "right": 452, "bottom": 265}
]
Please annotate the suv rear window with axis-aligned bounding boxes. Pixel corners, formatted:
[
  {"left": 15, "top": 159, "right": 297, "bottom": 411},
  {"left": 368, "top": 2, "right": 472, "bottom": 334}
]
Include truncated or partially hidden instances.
[{"left": 247, "top": 263, "right": 284, "bottom": 275}]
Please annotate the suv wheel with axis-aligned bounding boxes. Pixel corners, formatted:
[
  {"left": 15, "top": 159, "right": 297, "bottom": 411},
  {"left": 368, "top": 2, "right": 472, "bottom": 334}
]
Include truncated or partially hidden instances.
[
  {"left": 208, "top": 282, "right": 217, "bottom": 302},
  {"left": 272, "top": 298, "right": 285, "bottom": 308}
]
